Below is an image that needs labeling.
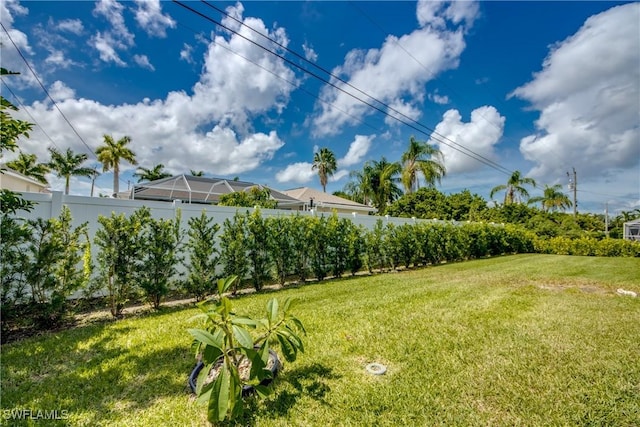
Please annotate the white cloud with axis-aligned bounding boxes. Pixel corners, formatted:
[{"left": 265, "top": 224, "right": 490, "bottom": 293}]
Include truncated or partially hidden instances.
[
  {"left": 49, "top": 81, "right": 76, "bottom": 101},
  {"left": 180, "top": 43, "right": 194, "bottom": 63},
  {"left": 56, "top": 18, "right": 84, "bottom": 35},
  {"left": 330, "top": 169, "right": 349, "bottom": 182},
  {"left": 44, "top": 50, "right": 75, "bottom": 69},
  {"left": 512, "top": 3, "right": 640, "bottom": 183},
  {"left": 275, "top": 162, "right": 315, "bottom": 184},
  {"left": 14, "top": 4, "right": 297, "bottom": 195},
  {"left": 416, "top": 0, "right": 478, "bottom": 31},
  {"left": 312, "top": 1, "right": 475, "bottom": 136},
  {"left": 90, "top": 32, "right": 126, "bottom": 66},
  {"left": 339, "top": 134, "right": 374, "bottom": 167},
  {"left": 302, "top": 42, "right": 318, "bottom": 62},
  {"left": 428, "top": 106, "right": 505, "bottom": 174},
  {"left": 429, "top": 93, "right": 449, "bottom": 105},
  {"left": 133, "top": 0, "right": 175, "bottom": 38},
  {"left": 0, "top": 0, "right": 38, "bottom": 87},
  {"left": 93, "top": 0, "right": 134, "bottom": 47},
  {"left": 133, "top": 54, "right": 154, "bottom": 71},
  {"left": 384, "top": 99, "right": 423, "bottom": 126}
]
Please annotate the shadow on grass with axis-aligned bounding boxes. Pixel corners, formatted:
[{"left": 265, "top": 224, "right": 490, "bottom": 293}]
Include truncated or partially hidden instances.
[
  {"left": 1, "top": 321, "right": 195, "bottom": 426},
  {"left": 234, "top": 362, "right": 339, "bottom": 425}
]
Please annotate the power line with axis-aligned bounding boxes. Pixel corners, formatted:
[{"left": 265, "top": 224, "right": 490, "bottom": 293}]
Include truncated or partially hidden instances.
[
  {"left": 1, "top": 22, "right": 97, "bottom": 161},
  {"left": 1, "top": 22, "right": 132, "bottom": 195},
  {"left": 173, "top": 0, "right": 514, "bottom": 176},
  {"left": 200, "top": 0, "right": 513, "bottom": 176}
]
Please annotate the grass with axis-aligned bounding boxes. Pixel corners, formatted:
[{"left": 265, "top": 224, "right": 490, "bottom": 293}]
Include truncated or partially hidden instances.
[{"left": 1, "top": 254, "right": 639, "bottom": 426}]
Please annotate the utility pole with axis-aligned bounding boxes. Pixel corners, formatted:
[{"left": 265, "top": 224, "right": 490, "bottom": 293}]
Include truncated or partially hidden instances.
[
  {"left": 605, "top": 203, "right": 609, "bottom": 238},
  {"left": 567, "top": 167, "right": 577, "bottom": 215}
]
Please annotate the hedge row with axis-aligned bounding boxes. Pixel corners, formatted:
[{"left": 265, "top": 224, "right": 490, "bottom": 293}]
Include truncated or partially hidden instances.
[{"left": 3, "top": 206, "right": 638, "bottom": 339}]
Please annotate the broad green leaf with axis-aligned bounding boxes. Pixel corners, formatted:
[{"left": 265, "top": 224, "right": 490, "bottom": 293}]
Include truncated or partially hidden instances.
[
  {"left": 209, "top": 363, "right": 230, "bottom": 422},
  {"left": 196, "top": 362, "right": 214, "bottom": 395},
  {"left": 232, "top": 325, "right": 254, "bottom": 349},
  {"left": 188, "top": 328, "right": 223, "bottom": 349},
  {"left": 196, "top": 380, "right": 213, "bottom": 405},
  {"left": 202, "top": 343, "right": 223, "bottom": 364},
  {"left": 231, "top": 316, "right": 258, "bottom": 328},
  {"left": 276, "top": 332, "right": 296, "bottom": 362},
  {"left": 266, "top": 298, "right": 279, "bottom": 325},
  {"left": 253, "top": 384, "right": 272, "bottom": 399},
  {"left": 290, "top": 316, "right": 307, "bottom": 335}
]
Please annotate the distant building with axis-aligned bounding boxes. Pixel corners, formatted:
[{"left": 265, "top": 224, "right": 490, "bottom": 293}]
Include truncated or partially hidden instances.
[
  {"left": 623, "top": 219, "right": 640, "bottom": 241},
  {"left": 282, "top": 187, "right": 377, "bottom": 215},
  {"left": 0, "top": 165, "right": 49, "bottom": 193},
  {"left": 125, "top": 174, "right": 304, "bottom": 209}
]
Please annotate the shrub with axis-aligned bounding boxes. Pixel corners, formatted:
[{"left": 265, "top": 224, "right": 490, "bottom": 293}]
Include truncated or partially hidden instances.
[
  {"left": 22, "top": 207, "right": 91, "bottom": 327},
  {"left": 95, "top": 208, "right": 150, "bottom": 317},
  {"left": 139, "top": 211, "right": 182, "bottom": 309},
  {"left": 184, "top": 211, "right": 221, "bottom": 301},
  {"left": 289, "top": 214, "right": 311, "bottom": 282},
  {"left": 246, "top": 209, "right": 272, "bottom": 291},
  {"left": 266, "top": 216, "right": 295, "bottom": 286},
  {"left": 219, "top": 212, "right": 249, "bottom": 293},
  {"left": 308, "top": 215, "right": 330, "bottom": 280},
  {"left": 363, "top": 219, "right": 388, "bottom": 273}
]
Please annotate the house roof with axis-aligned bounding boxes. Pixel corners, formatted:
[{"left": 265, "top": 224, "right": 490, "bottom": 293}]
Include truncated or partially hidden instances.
[
  {"left": 0, "top": 164, "right": 49, "bottom": 189},
  {"left": 282, "top": 187, "right": 376, "bottom": 212},
  {"left": 131, "top": 174, "right": 303, "bottom": 207}
]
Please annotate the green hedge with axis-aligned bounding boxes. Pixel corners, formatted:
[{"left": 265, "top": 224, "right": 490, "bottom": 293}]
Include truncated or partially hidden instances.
[{"left": 4, "top": 207, "right": 638, "bottom": 337}]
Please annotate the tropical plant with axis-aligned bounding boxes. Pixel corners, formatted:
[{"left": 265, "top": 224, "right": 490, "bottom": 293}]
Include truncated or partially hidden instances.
[
  {"left": 343, "top": 163, "right": 374, "bottom": 206},
  {"left": 1, "top": 69, "right": 33, "bottom": 155},
  {"left": 95, "top": 134, "right": 137, "bottom": 196},
  {"left": 528, "top": 184, "right": 572, "bottom": 212},
  {"left": 369, "top": 157, "right": 402, "bottom": 211},
  {"left": 188, "top": 276, "right": 305, "bottom": 423},
  {"left": 312, "top": 147, "right": 337, "bottom": 192},
  {"left": 190, "top": 170, "right": 204, "bottom": 176},
  {"left": 6, "top": 152, "right": 49, "bottom": 184},
  {"left": 490, "top": 170, "right": 537, "bottom": 205},
  {"left": 138, "top": 211, "right": 182, "bottom": 309},
  {"left": 47, "top": 147, "right": 94, "bottom": 195},
  {"left": 133, "top": 163, "right": 171, "bottom": 182},
  {"left": 400, "top": 136, "right": 446, "bottom": 193},
  {"left": 218, "top": 187, "right": 278, "bottom": 209},
  {"left": 184, "top": 211, "right": 221, "bottom": 301}
]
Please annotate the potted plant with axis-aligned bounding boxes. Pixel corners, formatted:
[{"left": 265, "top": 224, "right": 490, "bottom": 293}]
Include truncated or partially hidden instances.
[{"left": 188, "top": 276, "right": 306, "bottom": 423}]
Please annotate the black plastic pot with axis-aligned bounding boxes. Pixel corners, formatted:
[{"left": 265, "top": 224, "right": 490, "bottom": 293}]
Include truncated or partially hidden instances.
[{"left": 188, "top": 349, "right": 281, "bottom": 396}]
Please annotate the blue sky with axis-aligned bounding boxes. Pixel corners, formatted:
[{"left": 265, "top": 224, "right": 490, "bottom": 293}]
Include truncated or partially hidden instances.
[{"left": 1, "top": 0, "right": 638, "bottom": 214}]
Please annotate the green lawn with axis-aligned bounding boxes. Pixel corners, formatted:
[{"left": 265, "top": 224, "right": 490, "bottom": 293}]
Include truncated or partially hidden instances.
[{"left": 2, "top": 254, "right": 639, "bottom": 426}]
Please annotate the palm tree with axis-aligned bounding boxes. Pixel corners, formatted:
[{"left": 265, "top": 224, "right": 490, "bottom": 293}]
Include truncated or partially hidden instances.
[
  {"left": 133, "top": 164, "right": 171, "bottom": 182},
  {"left": 401, "top": 136, "right": 446, "bottom": 193},
  {"left": 528, "top": 184, "right": 572, "bottom": 212},
  {"left": 369, "top": 157, "right": 402, "bottom": 210},
  {"left": 490, "top": 170, "right": 536, "bottom": 205},
  {"left": 95, "top": 135, "right": 137, "bottom": 196},
  {"left": 47, "top": 147, "right": 94, "bottom": 195},
  {"left": 6, "top": 152, "right": 49, "bottom": 184},
  {"left": 344, "top": 164, "right": 374, "bottom": 206},
  {"left": 312, "top": 147, "right": 337, "bottom": 192},
  {"left": 190, "top": 170, "right": 204, "bottom": 176}
]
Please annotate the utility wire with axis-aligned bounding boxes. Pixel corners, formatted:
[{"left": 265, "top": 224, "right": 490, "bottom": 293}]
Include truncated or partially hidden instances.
[
  {"left": 199, "top": 0, "right": 512, "bottom": 176},
  {"left": 1, "top": 22, "right": 97, "bottom": 160},
  {"left": 1, "top": 22, "right": 132, "bottom": 194},
  {"left": 173, "top": 0, "right": 513, "bottom": 176}
]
